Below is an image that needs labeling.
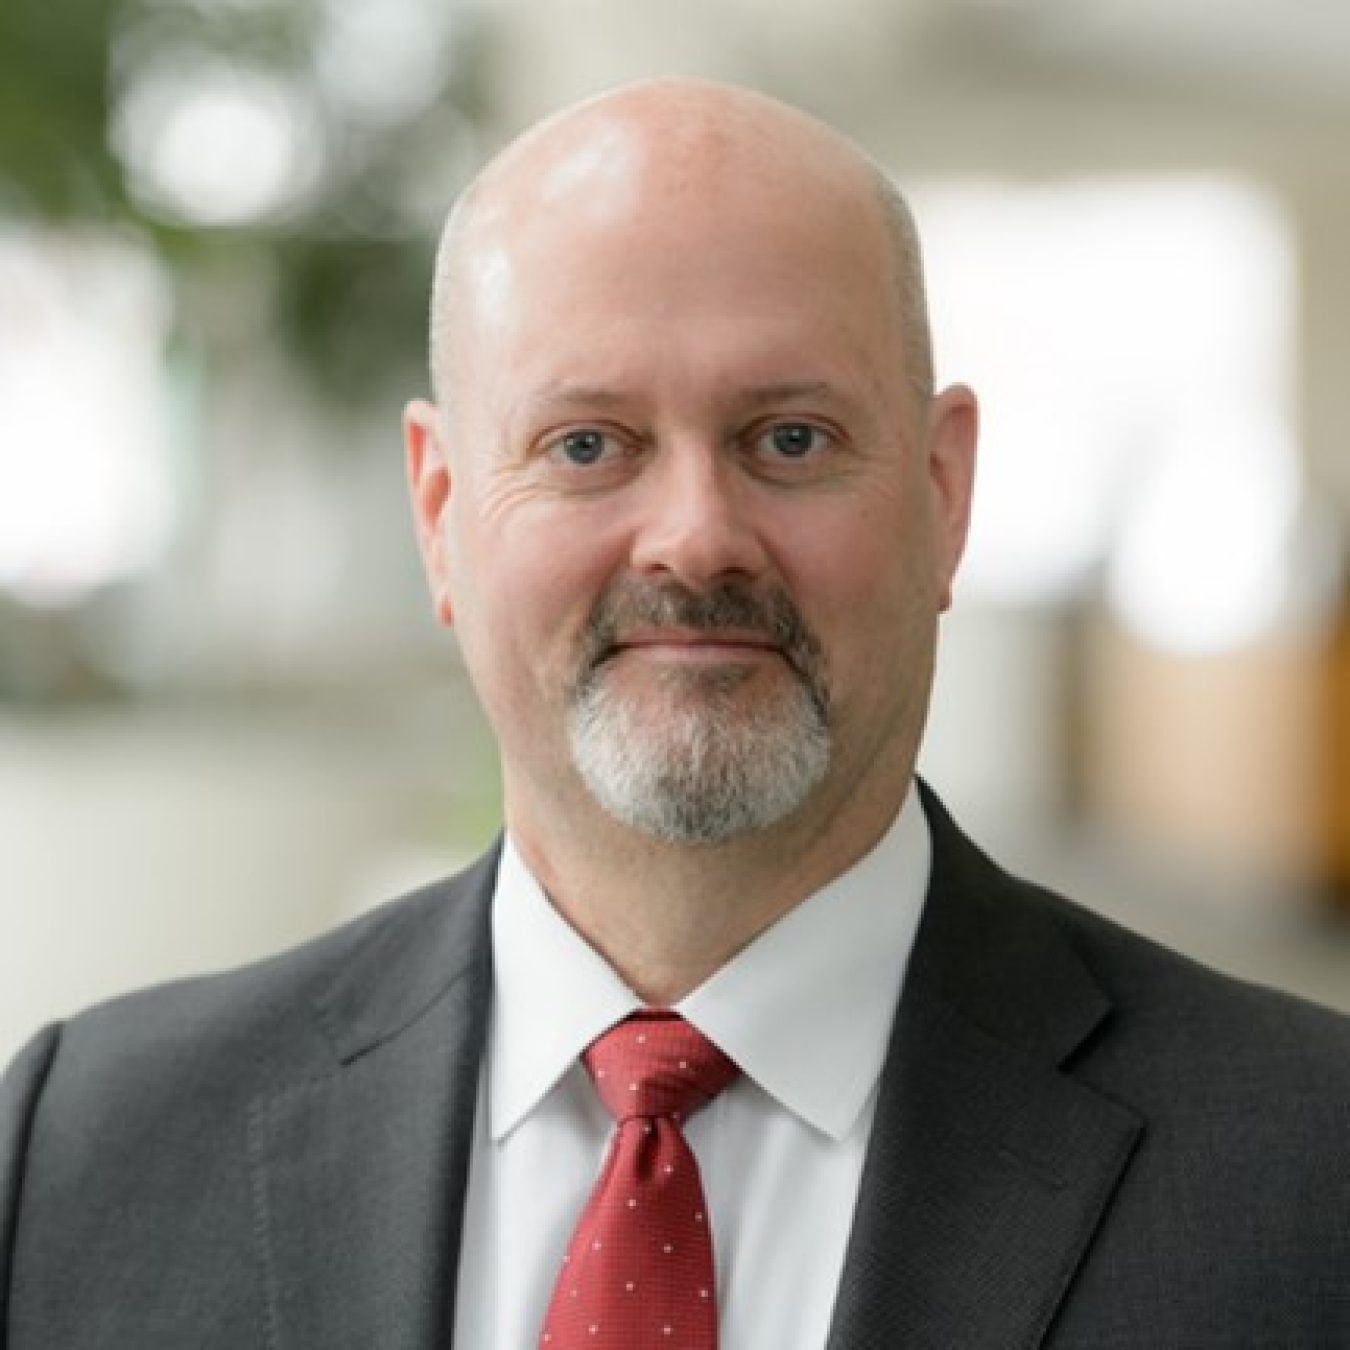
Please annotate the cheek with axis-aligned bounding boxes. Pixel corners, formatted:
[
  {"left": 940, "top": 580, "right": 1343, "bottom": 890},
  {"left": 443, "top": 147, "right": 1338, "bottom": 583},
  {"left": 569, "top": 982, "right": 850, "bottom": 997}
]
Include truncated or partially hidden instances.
[
  {"left": 775, "top": 493, "right": 909, "bottom": 603},
  {"left": 449, "top": 507, "right": 612, "bottom": 678},
  {"left": 781, "top": 497, "right": 938, "bottom": 661}
]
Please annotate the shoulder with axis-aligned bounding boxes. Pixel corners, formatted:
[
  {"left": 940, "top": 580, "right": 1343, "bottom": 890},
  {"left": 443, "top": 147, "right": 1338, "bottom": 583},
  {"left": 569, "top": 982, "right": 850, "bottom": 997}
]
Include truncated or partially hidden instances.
[
  {"left": 1039, "top": 882, "right": 1350, "bottom": 1097},
  {"left": 3, "top": 847, "right": 498, "bottom": 1125},
  {"left": 919, "top": 783, "right": 1350, "bottom": 1103},
  {"left": 1038, "top": 869, "right": 1350, "bottom": 1031}
]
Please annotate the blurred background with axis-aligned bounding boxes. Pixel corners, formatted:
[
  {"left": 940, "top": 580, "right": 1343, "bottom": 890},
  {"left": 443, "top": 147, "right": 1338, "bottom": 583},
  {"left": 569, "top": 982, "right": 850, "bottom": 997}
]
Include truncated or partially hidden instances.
[{"left": 3, "top": 0, "right": 1350, "bottom": 1060}]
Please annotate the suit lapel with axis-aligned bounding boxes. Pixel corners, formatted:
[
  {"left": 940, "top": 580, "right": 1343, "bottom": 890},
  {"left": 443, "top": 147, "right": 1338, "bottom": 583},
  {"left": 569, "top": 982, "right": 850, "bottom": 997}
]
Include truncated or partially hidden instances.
[
  {"left": 248, "top": 851, "right": 497, "bottom": 1350},
  {"left": 828, "top": 791, "right": 1143, "bottom": 1349}
]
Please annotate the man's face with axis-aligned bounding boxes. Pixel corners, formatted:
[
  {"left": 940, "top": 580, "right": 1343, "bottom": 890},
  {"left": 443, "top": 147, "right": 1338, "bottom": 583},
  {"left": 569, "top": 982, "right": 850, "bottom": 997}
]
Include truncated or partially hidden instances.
[{"left": 407, "top": 126, "right": 975, "bottom": 846}]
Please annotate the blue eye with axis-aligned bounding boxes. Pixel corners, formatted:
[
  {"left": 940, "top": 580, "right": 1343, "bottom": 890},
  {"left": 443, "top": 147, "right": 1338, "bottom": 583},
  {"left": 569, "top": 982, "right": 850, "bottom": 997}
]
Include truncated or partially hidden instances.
[
  {"left": 555, "top": 429, "right": 611, "bottom": 465},
  {"left": 763, "top": 422, "right": 826, "bottom": 458}
]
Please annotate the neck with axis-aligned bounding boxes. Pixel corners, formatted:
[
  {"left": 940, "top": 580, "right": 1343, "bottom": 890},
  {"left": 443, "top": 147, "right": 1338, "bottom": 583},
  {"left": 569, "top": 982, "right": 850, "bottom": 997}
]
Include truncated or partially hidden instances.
[{"left": 505, "top": 776, "right": 909, "bottom": 1005}]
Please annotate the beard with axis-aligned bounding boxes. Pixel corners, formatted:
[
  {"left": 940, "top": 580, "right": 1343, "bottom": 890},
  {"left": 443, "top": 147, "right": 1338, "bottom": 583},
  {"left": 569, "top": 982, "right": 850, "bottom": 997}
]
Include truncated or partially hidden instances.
[{"left": 566, "top": 578, "right": 831, "bottom": 844}]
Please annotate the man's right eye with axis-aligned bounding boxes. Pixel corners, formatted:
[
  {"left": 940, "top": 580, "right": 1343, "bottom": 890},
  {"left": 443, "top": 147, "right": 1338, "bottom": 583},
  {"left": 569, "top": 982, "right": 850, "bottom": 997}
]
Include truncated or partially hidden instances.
[{"left": 552, "top": 429, "right": 612, "bottom": 466}]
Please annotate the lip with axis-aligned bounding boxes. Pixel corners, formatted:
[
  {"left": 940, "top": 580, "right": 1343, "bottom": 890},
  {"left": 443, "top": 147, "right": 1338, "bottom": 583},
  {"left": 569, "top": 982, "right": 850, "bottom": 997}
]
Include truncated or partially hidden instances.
[{"left": 613, "top": 631, "right": 782, "bottom": 661}]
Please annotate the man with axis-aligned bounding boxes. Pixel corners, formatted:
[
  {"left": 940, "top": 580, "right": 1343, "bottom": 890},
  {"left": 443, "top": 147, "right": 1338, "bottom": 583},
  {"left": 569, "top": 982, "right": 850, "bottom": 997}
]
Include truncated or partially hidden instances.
[{"left": 2, "top": 79, "right": 1348, "bottom": 1349}]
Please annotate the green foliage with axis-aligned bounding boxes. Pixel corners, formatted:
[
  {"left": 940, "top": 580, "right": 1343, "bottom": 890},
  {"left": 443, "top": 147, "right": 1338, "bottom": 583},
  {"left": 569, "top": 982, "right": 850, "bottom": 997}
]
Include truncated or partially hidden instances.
[
  {"left": 0, "top": 0, "right": 480, "bottom": 408},
  {"left": 0, "top": 0, "right": 122, "bottom": 219},
  {"left": 272, "top": 232, "right": 437, "bottom": 400}
]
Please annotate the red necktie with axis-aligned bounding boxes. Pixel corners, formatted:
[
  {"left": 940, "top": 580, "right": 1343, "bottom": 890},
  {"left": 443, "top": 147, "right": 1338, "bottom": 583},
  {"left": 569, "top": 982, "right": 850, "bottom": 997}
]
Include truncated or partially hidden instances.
[{"left": 539, "top": 1011, "right": 738, "bottom": 1349}]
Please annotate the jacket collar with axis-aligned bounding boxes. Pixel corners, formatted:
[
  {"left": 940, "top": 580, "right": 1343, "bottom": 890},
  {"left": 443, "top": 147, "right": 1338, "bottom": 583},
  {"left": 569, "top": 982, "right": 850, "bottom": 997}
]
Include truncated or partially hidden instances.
[
  {"left": 827, "top": 784, "right": 1143, "bottom": 1348},
  {"left": 249, "top": 849, "right": 497, "bottom": 1350}
]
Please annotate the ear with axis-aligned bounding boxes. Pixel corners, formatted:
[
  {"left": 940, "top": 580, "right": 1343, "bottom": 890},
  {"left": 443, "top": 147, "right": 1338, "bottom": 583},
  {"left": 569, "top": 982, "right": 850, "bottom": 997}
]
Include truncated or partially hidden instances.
[
  {"left": 924, "top": 383, "right": 979, "bottom": 612},
  {"left": 403, "top": 398, "right": 455, "bottom": 626}
]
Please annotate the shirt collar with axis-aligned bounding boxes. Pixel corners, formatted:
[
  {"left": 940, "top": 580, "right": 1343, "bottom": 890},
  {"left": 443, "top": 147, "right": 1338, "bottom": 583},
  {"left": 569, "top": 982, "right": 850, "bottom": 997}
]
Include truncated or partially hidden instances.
[
  {"left": 488, "top": 783, "right": 931, "bottom": 1143},
  {"left": 487, "top": 840, "right": 640, "bottom": 1141}
]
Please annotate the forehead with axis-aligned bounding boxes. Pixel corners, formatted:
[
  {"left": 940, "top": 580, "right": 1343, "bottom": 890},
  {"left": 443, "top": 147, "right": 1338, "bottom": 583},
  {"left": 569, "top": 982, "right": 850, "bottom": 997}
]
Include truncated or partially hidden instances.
[{"left": 449, "top": 122, "right": 902, "bottom": 384}]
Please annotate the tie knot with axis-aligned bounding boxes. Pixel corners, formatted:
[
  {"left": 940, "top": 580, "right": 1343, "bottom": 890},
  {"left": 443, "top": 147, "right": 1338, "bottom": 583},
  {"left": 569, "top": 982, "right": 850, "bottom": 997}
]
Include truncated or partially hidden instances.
[{"left": 583, "top": 1012, "right": 737, "bottom": 1125}]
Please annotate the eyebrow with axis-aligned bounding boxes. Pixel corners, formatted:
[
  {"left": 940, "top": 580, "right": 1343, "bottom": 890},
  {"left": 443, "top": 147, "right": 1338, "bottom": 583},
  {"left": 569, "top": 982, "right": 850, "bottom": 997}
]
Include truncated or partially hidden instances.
[
  {"left": 737, "top": 380, "right": 844, "bottom": 410},
  {"left": 521, "top": 379, "right": 853, "bottom": 416},
  {"left": 519, "top": 385, "right": 633, "bottom": 417}
]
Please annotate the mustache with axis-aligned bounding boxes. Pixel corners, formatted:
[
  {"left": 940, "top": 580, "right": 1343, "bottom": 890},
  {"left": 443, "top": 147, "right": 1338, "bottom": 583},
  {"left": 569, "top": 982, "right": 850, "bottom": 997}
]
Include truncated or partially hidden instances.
[{"left": 572, "top": 578, "right": 829, "bottom": 712}]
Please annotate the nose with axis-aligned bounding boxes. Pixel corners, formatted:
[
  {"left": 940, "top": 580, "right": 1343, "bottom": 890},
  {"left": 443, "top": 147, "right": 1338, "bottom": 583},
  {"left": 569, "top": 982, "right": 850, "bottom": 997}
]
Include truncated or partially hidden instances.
[{"left": 627, "top": 444, "right": 771, "bottom": 588}]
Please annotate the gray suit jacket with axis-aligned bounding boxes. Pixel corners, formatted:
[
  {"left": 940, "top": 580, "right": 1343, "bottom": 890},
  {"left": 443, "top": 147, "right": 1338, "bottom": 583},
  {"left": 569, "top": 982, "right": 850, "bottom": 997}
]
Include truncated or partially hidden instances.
[{"left": 4, "top": 788, "right": 1350, "bottom": 1347}]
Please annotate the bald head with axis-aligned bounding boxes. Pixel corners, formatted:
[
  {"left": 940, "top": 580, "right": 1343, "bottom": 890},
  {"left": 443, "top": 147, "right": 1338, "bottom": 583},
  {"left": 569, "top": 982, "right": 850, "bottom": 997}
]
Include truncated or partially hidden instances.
[{"left": 426, "top": 79, "right": 934, "bottom": 412}]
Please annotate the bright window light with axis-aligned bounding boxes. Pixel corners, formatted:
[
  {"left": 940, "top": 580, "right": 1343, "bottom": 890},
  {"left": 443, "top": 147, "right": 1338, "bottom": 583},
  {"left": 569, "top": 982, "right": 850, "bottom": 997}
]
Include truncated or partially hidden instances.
[
  {"left": 314, "top": 0, "right": 459, "bottom": 126},
  {"left": 114, "top": 57, "right": 321, "bottom": 227},
  {"left": 912, "top": 176, "right": 1298, "bottom": 652},
  {"left": 0, "top": 232, "right": 177, "bottom": 607}
]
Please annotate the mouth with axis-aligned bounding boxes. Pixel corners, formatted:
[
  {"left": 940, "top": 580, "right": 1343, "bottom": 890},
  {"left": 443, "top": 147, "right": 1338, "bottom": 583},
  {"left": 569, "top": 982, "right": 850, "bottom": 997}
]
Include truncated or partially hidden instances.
[
  {"left": 571, "top": 579, "right": 830, "bottom": 721},
  {"left": 614, "top": 629, "right": 784, "bottom": 661}
]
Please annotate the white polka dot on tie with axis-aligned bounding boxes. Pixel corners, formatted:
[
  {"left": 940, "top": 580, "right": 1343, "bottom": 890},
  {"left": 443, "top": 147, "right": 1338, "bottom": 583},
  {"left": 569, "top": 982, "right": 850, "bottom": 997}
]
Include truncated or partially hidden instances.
[
  {"left": 694, "top": 1212, "right": 704, "bottom": 1223},
  {"left": 664, "top": 1244, "right": 674, "bottom": 1254},
  {"left": 663, "top": 1326, "right": 674, "bottom": 1337},
  {"left": 626, "top": 1282, "right": 637, "bottom": 1292},
  {"left": 627, "top": 1198, "right": 638, "bottom": 1209}
]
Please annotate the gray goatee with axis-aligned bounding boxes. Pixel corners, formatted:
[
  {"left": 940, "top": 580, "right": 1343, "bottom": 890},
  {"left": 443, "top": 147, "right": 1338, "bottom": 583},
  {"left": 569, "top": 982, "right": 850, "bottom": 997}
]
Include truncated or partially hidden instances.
[{"left": 566, "top": 579, "right": 831, "bottom": 843}]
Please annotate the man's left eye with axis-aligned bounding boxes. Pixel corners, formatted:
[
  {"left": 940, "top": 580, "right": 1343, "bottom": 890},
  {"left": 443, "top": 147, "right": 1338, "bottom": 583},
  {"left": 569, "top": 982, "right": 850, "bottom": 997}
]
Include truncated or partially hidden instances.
[
  {"left": 545, "top": 428, "right": 618, "bottom": 466},
  {"left": 760, "top": 422, "right": 827, "bottom": 458}
]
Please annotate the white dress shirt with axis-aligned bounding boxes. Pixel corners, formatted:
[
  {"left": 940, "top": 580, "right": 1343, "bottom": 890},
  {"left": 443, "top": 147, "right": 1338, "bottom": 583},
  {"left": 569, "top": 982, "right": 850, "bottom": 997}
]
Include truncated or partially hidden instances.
[{"left": 452, "top": 784, "right": 932, "bottom": 1349}]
